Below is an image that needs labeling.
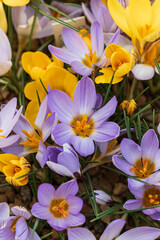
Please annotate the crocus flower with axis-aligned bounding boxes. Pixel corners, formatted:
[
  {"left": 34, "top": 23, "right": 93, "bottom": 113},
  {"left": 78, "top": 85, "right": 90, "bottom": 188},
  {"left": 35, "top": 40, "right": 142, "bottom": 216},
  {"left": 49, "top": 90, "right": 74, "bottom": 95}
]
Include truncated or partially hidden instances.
[
  {"left": 95, "top": 43, "right": 136, "bottom": 84},
  {"left": 3, "top": 96, "right": 57, "bottom": 168},
  {"left": 124, "top": 172, "right": 160, "bottom": 220},
  {"left": 108, "top": 0, "right": 160, "bottom": 80},
  {"left": 0, "top": 154, "right": 30, "bottom": 186},
  {"left": 93, "top": 190, "right": 112, "bottom": 205},
  {"left": 1, "top": 205, "right": 40, "bottom": 240},
  {"left": 0, "top": 28, "right": 12, "bottom": 76},
  {"left": 0, "top": 98, "right": 22, "bottom": 148},
  {"left": 48, "top": 76, "right": 120, "bottom": 157},
  {"left": 82, "top": 0, "right": 126, "bottom": 33},
  {"left": 31, "top": 180, "right": 85, "bottom": 231},
  {"left": 46, "top": 143, "right": 81, "bottom": 178},
  {"left": 113, "top": 129, "right": 160, "bottom": 179},
  {"left": 12, "top": 3, "right": 53, "bottom": 42},
  {"left": 68, "top": 218, "right": 160, "bottom": 240},
  {"left": 49, "top": 21, "right": 107, "bottom": 76}
]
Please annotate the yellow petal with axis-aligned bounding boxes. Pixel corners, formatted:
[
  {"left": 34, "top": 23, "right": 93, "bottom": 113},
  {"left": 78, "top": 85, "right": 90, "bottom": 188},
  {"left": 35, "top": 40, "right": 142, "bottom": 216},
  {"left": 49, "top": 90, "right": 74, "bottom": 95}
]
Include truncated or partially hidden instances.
[
  {"left": 0, "top": 154, "right": 19, "bottom": 166},
  {"left": 115, "top": 63, "right": 131, "bottom": 77},
  {"left": 95, "top": 67, "right": 123, "bottom": 84},
  {"left": 25, "top": 100, "right": 39, "bottom": 128},
  {"left": 105, "top": 43, "right": 123, "bottom": 58},
  {"left": 128, "top": 0, "right": 152, "bottom": 29},
  {"left": 30, "top": 67, "right": 46, "bottom": 81},
  {"left": 24, "top": 80, "right": 46, "bottom": 101},
  {"left": 3, "top": 0, "right": 30, "bottom": 6},
  {"left": 152, "top": 0, "right": 160, "bottom": 29},
  {"left": 0, "top": 2, "right": 7, "bottom": 33},
  {"left": 111, "top": 50, "right": 130, "bottom": 70},
  {"left": 51, "top": 55, "right": 64, "bottom": 68},
  {"left": 108, "top": 0, "right": 131, "bottom": 36}
]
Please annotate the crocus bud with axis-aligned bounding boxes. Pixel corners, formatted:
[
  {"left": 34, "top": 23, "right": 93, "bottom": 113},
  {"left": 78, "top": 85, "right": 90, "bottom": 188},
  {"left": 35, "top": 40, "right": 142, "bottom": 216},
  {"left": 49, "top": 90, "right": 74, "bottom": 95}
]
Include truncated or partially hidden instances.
[{"left": 93, "top": 190, "right": 112, "bottom": 205}]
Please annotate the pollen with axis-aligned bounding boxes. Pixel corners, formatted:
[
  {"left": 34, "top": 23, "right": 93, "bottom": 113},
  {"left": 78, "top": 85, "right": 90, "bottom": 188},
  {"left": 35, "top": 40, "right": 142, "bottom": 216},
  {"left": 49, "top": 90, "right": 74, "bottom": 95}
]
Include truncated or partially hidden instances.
[
  {"left": 19, "top": 129, "right": 40, "bottom": 147},
  {"left": 71, "top": 115, "right": 94, "bottom": 137},
  {"left": 143, "top": 188, "right": 160, "bottom": 207},
  {"left": 49, "top": 199, "right": 69, "bottom": 218},
  {"left": 0, "top": 129, "right": 6, "bottom": 138},
  {"left": 129, "top": 158, "right": 155, "bottom": 179}
]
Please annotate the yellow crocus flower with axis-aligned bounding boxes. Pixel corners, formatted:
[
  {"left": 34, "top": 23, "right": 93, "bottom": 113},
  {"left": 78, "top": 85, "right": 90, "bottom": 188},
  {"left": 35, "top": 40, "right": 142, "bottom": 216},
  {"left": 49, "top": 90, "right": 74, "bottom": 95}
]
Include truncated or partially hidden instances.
[
  {"left": 0, "top": 154, "right": 30, "bottom": 186},
  {"left": 108, "top": 0, "right": 160, "bottom": 68},
  {"left": 95, "top": 43, "right": 136, "bottom": 84},
  {"left": 0, "top": 0, "right": 30, "bottom": 33},
  {"left": 22, "top": 51, "right": 78, "bottom": 126}
]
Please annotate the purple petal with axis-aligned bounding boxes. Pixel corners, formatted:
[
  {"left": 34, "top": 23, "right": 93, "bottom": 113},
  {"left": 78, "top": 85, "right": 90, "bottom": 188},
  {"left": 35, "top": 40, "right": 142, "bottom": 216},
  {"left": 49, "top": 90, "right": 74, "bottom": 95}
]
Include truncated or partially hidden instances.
[
  {"left": 0, "top": 98, "right": 17, "bottom": 125},
  {"left": 91, "top": 21, "right": 104, "bottom": 57},
  {"left": 11, "top": 206, "right": 31, "bottom": 219},
  {"left": 123, "top": 199, "right": 142, "bottom": 210},
  {"left": 120, "top": 138, "right": 142, "bottom": 164},
  {"left": 94, "top": 93, "right": 103, "bottom": 109},
  {"left": 66, "top": 195, "right": 83, "bottom": 214},
  {"left": 71, "top": 135, "right": 94, "bottom": 157},
  {"left": 41, "top": 113, "right": 56, "bottom": 142},
  {"left": 100, "top": 219, "right": 126, "bottom": 240},
  {"left": 108, "top": 28, "right": 120, "bottom": 45},
  {"left": 47, "top": 146, "right": 62, "bottom": 163},
  {"left": 62, "top": 28, "right": 89, "bottom": 58},
  {"left": 48, "top": 90, "right": 75, "bottom": 123},
  {"left": 92, "top": 96, "right": 117, "bottom": 127},
  {"left": 71, "top": 61, "right": 93, "bottom": 76},
  {"left": 64, "top": 213, "right": 86, "bottom": 227},
  {"left": 15, "top": 217, "right": 28, "bottom": 240},
  {"left": 37, "top": 183, "right": 55, "bottom": 206},
  {"left": 34, "top": 95, "right": 49, "bottom": 130},
  {"left": 116, "top": 227, "right": 160, "bottom": 240},
  {"left": 82, "top": 3, "right": 95, "bottom": 23},
  {"left": 31, "top": 203, "right": 52, "bottom": 220},
  {"left": 150, "top": 212, "right": 160, "bottom": 220},
  {"left": 91, "top": 122, "right": 120, "bottom": 142},
  {"left": 63, "top": 143, "right": 78, "bottom": 159},
  {"left": 68, "top": 227, "right": 96, "bottom": 240},
  {"left": 0, "top": 202, "right": 9, "bottom": 221},
  {"left": 154, "top": 149, "right": 160, "bottom": 170},
  {"left": 90, "top": 0, "right": 104, "bottom": 19},
  {"left": 74, "top": 77, "right": 96, "bottom": 116},
  {"left": 47, "top": 161, "right": 74, "bottom": 177},
  {"left": 53, "top": 123, "right": 74, "bottom": 146},
  {"left": 54, "top": 179, "right": 79, "bottom": 198},
  {"left": 112, "top": 155, "right": 134, "bottom": 176},
  {"left": 58, "top": 152, "right": 80, "bottom": 174},
  {"left": 141, "top": 129, "right": 159, "bottom": 161},
  {"left": 36, "top": 141, "right": 48, "bottom": 168},
  {"left": 48, "top": 45, "right": 78, "bottom": 64},
  {"left": 97, "top": 7, "right": 115, "bottom": 33},
  {"left": 128, "top": 178, "right": 145, "bottom": 199},
  {"left": 48, "top": 217, "right": 68, "bottom": 231},
  {"left": 0, "top": 134, "right": 20, "bottom": 148}
]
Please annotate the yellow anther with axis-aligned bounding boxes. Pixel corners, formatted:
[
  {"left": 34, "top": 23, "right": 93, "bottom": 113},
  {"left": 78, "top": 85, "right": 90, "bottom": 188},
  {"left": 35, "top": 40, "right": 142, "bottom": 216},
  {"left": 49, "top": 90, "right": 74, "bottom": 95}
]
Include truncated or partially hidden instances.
[
  {"left": 149, "top": 199, "right": 155, "bottom": 204},
  {"left": 148, "top": 194, "right": 153, "bottom": 198},
  {"left": 0, "top": 129, "right": 6, "bottom": 138}
]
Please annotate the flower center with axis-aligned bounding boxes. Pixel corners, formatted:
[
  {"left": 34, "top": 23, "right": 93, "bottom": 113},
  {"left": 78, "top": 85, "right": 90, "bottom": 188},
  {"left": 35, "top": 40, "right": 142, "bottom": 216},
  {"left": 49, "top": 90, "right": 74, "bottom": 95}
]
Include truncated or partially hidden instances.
[
  {"left": 49, "top": 199, "right": 69, "bottom": 218},
  {"left": 19, "top": 130, "right": 40, "bottom": 147},
  {"left": 0, "top": 129, "right": 6, "bottom": 138},
  {"left": 14, "top": 167, "right": 21, "bottom": 173},
  {"left": 71, "top": 114, "right": 94, "bottom": 137},
  {"left": 129, "top": 158, "right": 155, "bottom": 179},
  {"left": 11, "top": 218, "right": 19, "bottom": 232},
  {"left": 143, "top": 187, "right": 160, "bottom": 207},
  {"left": 82, "top": 51, "right": 99, "bottom": 68}
]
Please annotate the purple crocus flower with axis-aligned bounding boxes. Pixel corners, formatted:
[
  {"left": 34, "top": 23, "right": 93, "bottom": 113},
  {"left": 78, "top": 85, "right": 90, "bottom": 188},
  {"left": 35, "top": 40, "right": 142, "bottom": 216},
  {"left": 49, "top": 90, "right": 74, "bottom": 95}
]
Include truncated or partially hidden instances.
[
  {"left": 93, "top": 190, "right": 112, "bottom": 205},
  {"left": 46, "top": 143, "right": 81, "bottom": 178},
  {"left": 3, "top": 96, "right": 57, "bottom": 168},
  {"left": 124, "top": 171, "right": 160, "bottom": 220},
  {"left": 48, "top": 76, "right": 120, "bottom": 157},
  {"left": 82, "top": 0, "right": 128, "bottom": 33},
  {"left": 49, "top": 21, "right": 108, "bottom": 76},
  {"left": 113, "top": 129, "right": 160, "bottom": 179},
  {"left": 68, "top": 218, "right": 160, "bottom": 240},
  {"left": 0, "top": 205, "right": 40, "bottom": 240},
  {"left": 31, "top": 180, "right": 85, "bottom": 231},
  {"left": 0, "top": 98, "right": 22, "bottom": 148}
]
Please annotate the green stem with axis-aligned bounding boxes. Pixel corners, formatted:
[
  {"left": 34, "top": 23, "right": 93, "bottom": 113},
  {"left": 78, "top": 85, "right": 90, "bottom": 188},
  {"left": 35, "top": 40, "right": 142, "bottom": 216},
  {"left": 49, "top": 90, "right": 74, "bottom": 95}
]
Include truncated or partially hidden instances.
[{"left": 129, "top": 78, "right": 137, "bottom": 100}]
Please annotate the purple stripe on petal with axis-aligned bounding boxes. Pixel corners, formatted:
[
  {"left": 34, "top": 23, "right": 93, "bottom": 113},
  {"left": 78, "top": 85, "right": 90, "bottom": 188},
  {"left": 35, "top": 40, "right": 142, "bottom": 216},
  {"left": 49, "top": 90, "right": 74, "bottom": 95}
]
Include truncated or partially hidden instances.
[
  {"left": 62, "top": 28, "right": 89, "bottom": 58},
  {"left": 92, "top": 96, "right": 117, "bottom": 127},
  {"left": 64, "top": 213, "right": 86, "bottom": 227},
  {"left": 48, "top": 45, "right": 78, "bottom": 64},
  {"left": 91, "top": 122, "right": 120, "bottom": 142},
  {"left": 100, "top": 219, "right": 125, "bottom": 240},
  {"left": 116, "top": 226, "right": 160, "bottom": 240},
  {"left": 53, "top": 123, "right": 74, "bottom": 146},
  {"left": 74, "top": 77, "right": 96, "bottom": 116},
  {"left": 91, "top": 21, "right": 104, "bottom": 57},
  {"left": 48, "top": 90, "right": 75, "bottom": 124},
  {"left": 141, "top": 129, "right": 159, "bottom": 161},
  {"left": 48, "top": 217, "right": 68, "bottom": 231},
  {"left": 66, "top": 196, "right": 83, "bottom": 214},
  {"left": 71, "top": 61, "right": 93, "bottom": 76},
  {"left": 58, "top": 152, "right": 80, "bottom": 175},
  {"left": 37, "top": 183, "right": 55, "bottom": 206},
  {"left": 90, "top": 0, "right": 104, "bottom": 19},
  {"left": 12, "top": 206, "right": 31, "bottom": 219},
  {"left": 97, "top": 7, "right": 115, "bottom": 33},
  {"left": 112, "top": 155, "right": 134, "bottom": 176},
  {"left": 120, "top": 138, "right": 142, "bottom": 164},
  {"left": 68, "top": 227, "right": 96, "bottom": 240},
  {"left": 54, "top": 179, "right": 78, "bottom": 198},
  {"left": 15, "top": 217, "right": 28, "bottom": 240},
  {"left": 82, "top": 3, "right": 95, "bottom": 23},
  {"left": 71, "top": 135, "right": 94, "bottom": 157},
  {"left": 123, "top": 199, "right": 142, "bottom": 210}
]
